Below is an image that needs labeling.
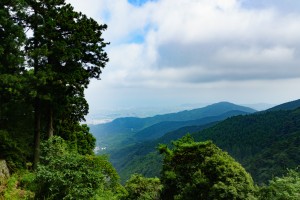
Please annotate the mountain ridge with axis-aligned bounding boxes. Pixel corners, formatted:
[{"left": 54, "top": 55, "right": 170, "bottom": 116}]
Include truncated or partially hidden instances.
[
  {"left": 266, "top": 99, "right": 300, "bottom": 111},
  {"left": 91, "top": 102, "right": 256, "bottom": 136},
  {"left": 90, "top": 102, "right": 256, "bottom": 151},
  {"left": 111, "top": 98, "right": 300, "bottom": 183}
]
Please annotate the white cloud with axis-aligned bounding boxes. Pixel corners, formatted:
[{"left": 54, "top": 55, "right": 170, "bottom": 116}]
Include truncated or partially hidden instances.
[{"left": 66, "top": 0, "right": 300, "bottom": 109}]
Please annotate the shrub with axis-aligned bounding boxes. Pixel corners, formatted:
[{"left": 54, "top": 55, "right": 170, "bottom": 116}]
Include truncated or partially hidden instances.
[
  {"left": 34, "top": 136, "right": 121, "bottom": 200},
  {"left": 122, "top": 174, "right": 162, "bottom": 200},
  {"left": 159, "top": 135, "right": 257, "bottom": 200}
]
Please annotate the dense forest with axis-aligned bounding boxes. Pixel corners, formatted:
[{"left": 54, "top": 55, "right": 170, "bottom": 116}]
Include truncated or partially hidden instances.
[
  {"left": 1, "top": 0, "right": 300, "bottom": 199},
  {"left": 102, "top": 101, "right": 300, "bottom": 185}
]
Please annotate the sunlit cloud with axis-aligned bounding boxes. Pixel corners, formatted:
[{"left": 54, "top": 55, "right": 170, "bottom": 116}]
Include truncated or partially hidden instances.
[{"left": 66, "top": 0, "right": 300, "bottom": 109}]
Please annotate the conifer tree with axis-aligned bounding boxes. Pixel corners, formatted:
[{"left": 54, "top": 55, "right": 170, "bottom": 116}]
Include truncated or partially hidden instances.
[
  {"left": 24, "top": 0, "right": 108, "bottom": 168},
  {"left": 0, "top": 0, "right": 26, "bottom": 124}
]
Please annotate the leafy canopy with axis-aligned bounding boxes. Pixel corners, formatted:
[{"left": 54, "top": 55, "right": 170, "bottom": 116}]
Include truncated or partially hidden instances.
[
  {"left": 159, "top": 135, "right": 257, "bottom": 200},
  {"left": 122, "top": 174, "right": 162, "bottom": 200},
  {"left": 34, "top": 136, "right": 121, "bottom": 200},
  {"left": 258, "top": 169, "right": 300, "bottom": 200}
]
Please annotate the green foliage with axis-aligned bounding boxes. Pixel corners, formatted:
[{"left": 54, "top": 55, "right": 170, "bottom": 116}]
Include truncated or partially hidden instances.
[
  {"left": 122, "top": 174, "right": 162, "bottom": 200},
  {"left": 59, "top": 122, "right": 96, "bottom": 155},
  {"left": 191, "top": 108, "right": 300, "bottom": 183},
  {"left": 18, "top": 0, "right": 109, "bottom": 167},
  {"left": 258, "top": 169, "right": 300, "bottom": 200},
  {"left": 34, "top": 136, "right": 121, "bottom": 200},
  {"left": 119, "top": 152, "right": 163, "bottom": 184},
  {"left": 0, "top": 0, "right": 25, "bottom": 74},
  {"left": 0, "top": 130, "right": 29, "bottom": 171},
  {"left": 0, "top": 172, "right": 34, "bottom": 200},
  {"left": 244, "top": 132, "right": 300, "bottom": 184},
  {"left": 24, "top": 0, "right": 109, "bottom": 122},
  {"left": 0, "top": 1, "right": 33, "bottom": 171},
  {"left": 108, "top": 112, "right": 241, "bottom": 182},
  {"left": 159, "top": 135, "right": 257, "bottom": 200}
]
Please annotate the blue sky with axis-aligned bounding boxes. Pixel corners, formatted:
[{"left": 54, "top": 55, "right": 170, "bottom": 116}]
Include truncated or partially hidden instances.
[
  {"left": 66, "top": 0, "right": 300, "bottom": 114},
  {"left": 128, "top": 0, "right": 151, "bottom": 6}
]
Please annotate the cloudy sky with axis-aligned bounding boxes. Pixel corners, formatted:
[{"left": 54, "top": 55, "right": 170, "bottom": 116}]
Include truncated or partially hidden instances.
[{"left": 66, "top": 0, "right": 300, "bottom": 113}]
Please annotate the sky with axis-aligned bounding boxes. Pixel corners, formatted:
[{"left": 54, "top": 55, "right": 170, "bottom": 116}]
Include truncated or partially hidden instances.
[{"left": 66, "top": 0, "right": 300, "bottom": 114}]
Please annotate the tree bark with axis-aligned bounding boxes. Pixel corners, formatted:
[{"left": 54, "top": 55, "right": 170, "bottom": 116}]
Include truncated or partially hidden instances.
[
  {"left": 33, "top": 97, "right": 41, "bottom": 170},
  {"left": 47, "top": 105, "right": 54, "bottom": 138},
  {"left": 33, "top": 8, "right": 40, "bottom": 170}
]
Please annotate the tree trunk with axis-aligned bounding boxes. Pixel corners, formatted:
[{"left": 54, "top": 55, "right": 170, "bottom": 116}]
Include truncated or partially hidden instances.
[
  {"left": 33, "top": 8, "right": 41, "bottom": 170},
  {"left": 47, "top": 105, "right": 54, "bottom": 138},
  {"left": 33, "top": 97, "right": 41, "bottom": 170}
]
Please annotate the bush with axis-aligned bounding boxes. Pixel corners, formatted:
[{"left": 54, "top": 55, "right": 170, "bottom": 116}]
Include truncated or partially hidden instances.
[
  {"left": 0, "top": 172, "right": 34, "bottom": 200},
  {"left": 159, "top": 135, "right": 257, "bottom": 200},
  {"left": 258, "top": 169, "right": 300, "bottom": 200},
  {"left": 34, "top": 136, "right": 121, "bottom": 200},
  {"left": 122, "top": 174, "right": 162, "bottom": 200}
]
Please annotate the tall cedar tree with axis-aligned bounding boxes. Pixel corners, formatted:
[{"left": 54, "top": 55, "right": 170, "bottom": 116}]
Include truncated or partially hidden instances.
[
  {"left": 0, "top": 0, "right": 32, "bottom": 170},
  {"left": 0, "top": 0, "right": 26, "bottom": 127},
  {"left": 24, "top": 0, "right": 108, "bottom": 168}
]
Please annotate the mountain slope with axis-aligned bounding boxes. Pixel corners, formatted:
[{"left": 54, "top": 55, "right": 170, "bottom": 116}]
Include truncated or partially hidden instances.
[
  {"left": 191, "top": 108, "right": 300, "bottom": 183},
  {"left": 267, "top": 99, "right": 300, "bottom": 111},
  {"left": 117, "top": 106, "right": 300, "bottom": 184},
  {"left": 111, "top": 122, "right": 218, "bottom": 183},
  {"left": 143, "top": 101, "right": 256, "bottom": 123},
  {"left": 90, "top": 102, "right": 256, "bottom": 150},
  {"left": 110, "top": 110, "right": 251, "bottom": 182},
  {"left": 133, "top": 110, "right": 249, "bottom": 142}
]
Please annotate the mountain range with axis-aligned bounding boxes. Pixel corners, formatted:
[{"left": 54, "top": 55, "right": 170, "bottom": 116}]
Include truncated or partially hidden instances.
[
  {"left": 90, "top": 102, "right": 256, "bottom": 152},
  {"left": 92, "top": 100, "right": 300, "bottom": 183},
  {"left": 101, "top": 99, "right": 300, "bottom": 183}
]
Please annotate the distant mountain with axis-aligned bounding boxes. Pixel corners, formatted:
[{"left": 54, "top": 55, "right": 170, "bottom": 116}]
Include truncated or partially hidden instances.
[
  {"left": 267, "top": 99, "right": 300, "bottom": 111},
  {"left": 90, "top": 102, "right": 256, "bottom": 147},
  {"left": 120, "top": 107, "right": 300, "bottom": 184},
  {"left": 133, "top": 110, "right": 250, "bottom": 142},
  {"left": 192, "top": 108, "right": 300, "bottom": 183},
  {"left": 89, "top": 101, "right": 257, "bottom": 182},
  {"left": 108, "top": 110, "right": 254, "bottom": 183},
  {"left": 90, "top": 117, "right": 145, "bottom": 136},
  {"left": 145, "top": 101, "right": 256, "bottom": 123}
]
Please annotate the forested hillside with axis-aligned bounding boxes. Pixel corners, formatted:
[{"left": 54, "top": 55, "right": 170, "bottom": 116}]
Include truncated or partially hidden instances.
[
  {"left": 266, "top": 99, "right": 300, "bottom": 111},
  {"left": 90, "top": 102, "right": 255, "bottom": 152},
  {"left": 193, "top": 108, "right": 300, "bottom": 183},
  {"left": 114, "top": 101, "right": 300, "bottom": 185},
  {"left": 110, "top": 122, "right": 218, "bottom": 182}
]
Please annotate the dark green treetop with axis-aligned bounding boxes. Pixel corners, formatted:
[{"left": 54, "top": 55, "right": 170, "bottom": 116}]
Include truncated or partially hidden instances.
[
  {"left": 34, "top": 136, "right": 121, "bottom": 200},
  {"left": 23, "top": 0, "right": 109, "bottom": 167},
  {"left": 159, "top": 135, "right": 257, "bottom": 200},
  {"left": 24, "top": 0, "right": 108, "bottom": 123},
  {"left": 122, "top": 174, "right": 162, "bottom": 200},
  {"left": 0, "top": 0, "right": 26, "bottom": 100},
  {"left": 258, "top": 169, "right": 300, "bottom": 200}
]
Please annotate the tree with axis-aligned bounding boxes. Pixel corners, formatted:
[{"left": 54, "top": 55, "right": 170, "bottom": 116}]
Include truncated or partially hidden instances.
[
  {"left": 35, "top": 136, "right": 121, "bottom": 200},
  {"left": 122, "top": 174, "right": 162, "bottom": 200},
  {"left": 0, "top": 0, "right": 35, "bottom": 171},
  {"left": 159, "top": 135, "right": 257, "bottom": 200},
  {"left": 258, "top": 169, "right": 300, "bottom": 200},
  {"left": 24, "top": 0, "right": 108, "bottom": 168},
  {"left": 0, "top": 0, "right": 26, "bottom": 127},
  {"left": 59, "top": 122, "right": 96, "bottom": 155}
]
